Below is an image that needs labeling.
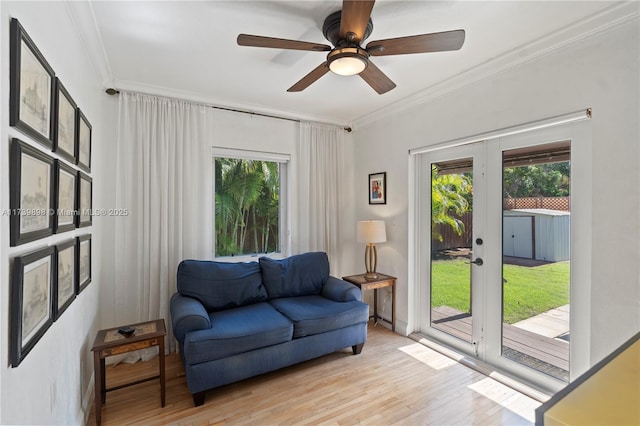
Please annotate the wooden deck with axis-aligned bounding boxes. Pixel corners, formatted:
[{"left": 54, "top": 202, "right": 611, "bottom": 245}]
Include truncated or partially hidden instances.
[{"left": 432, "top": 306, "right": 569, "bottom": 379}]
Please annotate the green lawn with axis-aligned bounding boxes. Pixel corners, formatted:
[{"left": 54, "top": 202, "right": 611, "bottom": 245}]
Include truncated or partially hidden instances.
[{"left": 431, "top": 259, "right": 570, "bottom": 324}]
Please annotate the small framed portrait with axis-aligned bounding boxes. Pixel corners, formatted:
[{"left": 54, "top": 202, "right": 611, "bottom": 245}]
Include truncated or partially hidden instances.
[
  {"left": 54, "top": 239, "right": 77, "bottom": 320},
  {"left": 11, "top": 246, "right": 55, "bottom": 367},
  {"left": 77, "top": 171, "right": 92, "bottom": 228},
  {"left": 77, "top": 109, "right": 92, "bottom": 172},
  {"left": 368, "top": 172, "right": 386, "bottom": 205},
  {"left": 9, "top": 18, "right": 55, "bottom": 149},
  {"left": 10, "top": 138, "right": 55, "bottom": 246},
  {"left": 54, "top": 160, "right": 77, "bottom": 234},
  {"left": 53, "top": 78, "right": 77, "bottom": 163},
  {"left": 77, "top": 234, "right": 92, "bottom": 294}
]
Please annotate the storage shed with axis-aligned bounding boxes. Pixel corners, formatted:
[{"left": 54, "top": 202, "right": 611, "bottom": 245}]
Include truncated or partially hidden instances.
[{"left": 503, "top": 209, "right": 570, "bottom": 262}]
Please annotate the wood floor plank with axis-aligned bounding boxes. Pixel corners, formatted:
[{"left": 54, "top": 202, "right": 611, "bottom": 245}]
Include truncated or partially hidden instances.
[{"left": 88, "top": 323, "right": 540, "bottom": 425}]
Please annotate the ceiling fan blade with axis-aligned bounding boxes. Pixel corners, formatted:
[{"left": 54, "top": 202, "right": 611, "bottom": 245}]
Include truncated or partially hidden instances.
[
  {"left": 367, "top": 29, "right": 465, "bottom": 56},
  {"left": 238, "top": 34, "right": 331, "bottom": 52},
  {"left": 287, "top": 62, "right": 330, "bottom": 92},
  {"left": 359, "top": 61, "right": 396, "bottom": 94},
  {"left": 339, "top": 0, "right": 375, "bottom": 43}
]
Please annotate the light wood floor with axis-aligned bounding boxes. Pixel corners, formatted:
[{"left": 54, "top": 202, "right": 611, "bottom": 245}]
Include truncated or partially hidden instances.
[{"left": 88, "top": 323, "right": 541, "bottom": 425}]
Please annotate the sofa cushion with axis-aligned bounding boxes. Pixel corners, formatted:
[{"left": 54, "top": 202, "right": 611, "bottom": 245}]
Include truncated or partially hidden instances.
[
  {"left": 269, "top": 295, "right": 369, "bottom": 338},
  {"left": 183, "top": 302, "right": 293, "bottom": 365},
  {"left": 177, "top": 260, "right": 268, "bottom": 312},
  {"left": 259, "top": 252, "right": 329, "bottom": 299}
]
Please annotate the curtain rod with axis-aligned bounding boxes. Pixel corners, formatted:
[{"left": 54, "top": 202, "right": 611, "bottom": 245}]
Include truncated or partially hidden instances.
[
  {"left": 105, "top": 88, "right": 352, "bottom": 132},
  {"left": 409, "top": 109, "right": 591, "bottom": 155}
]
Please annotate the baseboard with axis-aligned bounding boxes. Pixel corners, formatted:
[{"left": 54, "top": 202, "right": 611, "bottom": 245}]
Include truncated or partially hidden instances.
[{"left": 82, "top": 374, "right": 95, "bottom": 425}]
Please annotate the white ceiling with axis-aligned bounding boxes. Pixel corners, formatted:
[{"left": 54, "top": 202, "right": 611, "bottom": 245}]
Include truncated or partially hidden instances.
[{"left": 79, "top": 1, "right": 626, "bottom": 126}]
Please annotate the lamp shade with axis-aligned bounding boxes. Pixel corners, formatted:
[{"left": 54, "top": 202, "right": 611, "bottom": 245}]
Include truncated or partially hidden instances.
[{"left": 357, "top": 220, "right": 387, "bottom": 244}]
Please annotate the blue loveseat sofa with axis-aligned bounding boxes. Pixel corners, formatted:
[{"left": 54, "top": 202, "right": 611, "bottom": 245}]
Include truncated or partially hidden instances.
[{"left": 170, "top": 252, "right": 369, "bottom": 406}]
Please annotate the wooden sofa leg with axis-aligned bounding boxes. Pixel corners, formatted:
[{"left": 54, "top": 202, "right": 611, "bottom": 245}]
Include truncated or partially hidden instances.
[
  {"left": 192, "top": 391, "right": 206, "bottom": 407},
  {"left": 352, "top": 343, "right": 365, "bottom": 355}
]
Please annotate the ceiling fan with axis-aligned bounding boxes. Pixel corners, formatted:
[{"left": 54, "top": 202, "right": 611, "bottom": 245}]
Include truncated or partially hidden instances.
[{"left": 237, "top": 0, "right": 465, "bottom": 94}]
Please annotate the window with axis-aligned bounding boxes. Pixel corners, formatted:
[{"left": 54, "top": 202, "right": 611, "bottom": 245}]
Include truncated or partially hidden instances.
[{"left": 212, "top": 148, "right": 289, "bottom": 258}]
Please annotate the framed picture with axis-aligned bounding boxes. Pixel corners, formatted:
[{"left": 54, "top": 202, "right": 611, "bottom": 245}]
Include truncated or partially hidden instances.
[
  {"left": 11, "top": 246, "right": 55, "bottom": 367},
  {"left": 54, "top": 160, "right": 77, "bottom": 233},
  {"left": 9, "top": 18, "right": 55, "bottom": 149},
  {"left": 10, "top": 138, "right": 55, "bottom": 246},
  {"left": 77, "top": 171, "right": 92, "bottom": 227},
  {"left": 77, "top": 109, "right": 92, "bottom": 172},
  {"left": 369, "top": 172, "right": 387, "bottom": 205},
  {"left": 54, "top": 240, "right": 77, "bottom": 320},
  {"left": 53, "top": 78, "right": 77, "bottom": 163},
  {"left": 77, "top": 234, "right": 92, "bottom": 293}
]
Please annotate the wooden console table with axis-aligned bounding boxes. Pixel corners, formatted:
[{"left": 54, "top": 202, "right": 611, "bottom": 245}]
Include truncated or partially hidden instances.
[
  {"left": 342, "top": 273, "right": 396, "bottom": 332},
  {"left": 91, "top": 319, "right": 166, "bottom": 425}
]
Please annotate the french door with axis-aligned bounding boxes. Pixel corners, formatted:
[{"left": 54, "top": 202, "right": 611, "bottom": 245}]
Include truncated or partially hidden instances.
[
  {"left": 420, "top": 142, "right": 486, "bottom": 358},
  {"left": 413, "top": 120, "right": 591, "bottom": 392}
]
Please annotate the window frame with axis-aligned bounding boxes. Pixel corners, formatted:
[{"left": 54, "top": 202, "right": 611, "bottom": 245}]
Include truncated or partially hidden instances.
[{"left": 212, "top": 147, "right": 290, "bottom": 261}]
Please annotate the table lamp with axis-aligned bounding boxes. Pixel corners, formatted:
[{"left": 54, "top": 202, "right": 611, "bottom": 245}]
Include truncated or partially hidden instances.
[{"left": 357, "top": 220, "right": 387, "bottom": 279}]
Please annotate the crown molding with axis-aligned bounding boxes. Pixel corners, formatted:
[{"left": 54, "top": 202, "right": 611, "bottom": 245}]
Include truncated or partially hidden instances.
[
  {"left": 111, "top": 79, "right": 351, "bottom": 128},
  {"left": 351, "top": 1, "right": 639, "bottom": 131},
  {"left": 65, "top": 1, "right": 114, "bottom": 87}
]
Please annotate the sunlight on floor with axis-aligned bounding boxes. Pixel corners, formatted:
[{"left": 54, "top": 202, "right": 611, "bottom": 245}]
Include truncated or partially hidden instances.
[
  {"left": 398, "top": 343, "right": 458, "bottom": 370},
  {"left": 468, "top": 377, "right": 541, "bottom": 423}
]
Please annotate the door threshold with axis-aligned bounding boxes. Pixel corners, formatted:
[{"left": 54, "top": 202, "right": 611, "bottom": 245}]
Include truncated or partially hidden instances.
[{"left": 409, "top": 332, "right": 552, "bottom": 403}]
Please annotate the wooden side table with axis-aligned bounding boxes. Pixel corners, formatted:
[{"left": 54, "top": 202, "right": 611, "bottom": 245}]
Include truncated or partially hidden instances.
[
  {"left": 342, "top": 273, "right": 396, "bottom": 332},
  {"left": 91, "top": 319, "right": 166, "bottom": 425}
]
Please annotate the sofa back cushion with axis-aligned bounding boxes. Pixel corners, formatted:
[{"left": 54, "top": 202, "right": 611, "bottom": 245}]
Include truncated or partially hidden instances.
[
  {"left": 259, "top": 252, "right": 330, "bottom": 299},
  {"left": 177, "top": 260, "right": 268, "bottom": 311}
]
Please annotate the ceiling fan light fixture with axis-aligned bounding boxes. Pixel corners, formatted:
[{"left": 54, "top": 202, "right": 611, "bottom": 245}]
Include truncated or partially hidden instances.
[{"left": 327, "top": 47, "right": 368, "bottom": 76}]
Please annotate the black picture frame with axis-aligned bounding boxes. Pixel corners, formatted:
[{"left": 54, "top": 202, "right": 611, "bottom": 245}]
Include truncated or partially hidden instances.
[
  {"left": 77, "top": 109, "right": 92, "bottom": 172},
  {"left": 9, "top": 18, "right": 55, "bottom": 149},
  {"left": 77, "top": 234, "right": 92, "bottom": 294},
  {"left": 10, "top": 138, "right": 55, "bottom": 246},
  {"left": 54, "top": 239, "right": 77, "bottom": 320},
  {"left": 77, "top": 171, "right": 92, "bottom": 227},
  {"left": 53, "top": 78, "right": 77, "bottom": 163},
  {"left": 369, "top": 172, "right": 387, "bottom": 205},
  {"left": 54, "top": 160, "right": 77, "bottom": 234},
  {"left": 11, "top": 246, "right": 55, "bottom": 367}
]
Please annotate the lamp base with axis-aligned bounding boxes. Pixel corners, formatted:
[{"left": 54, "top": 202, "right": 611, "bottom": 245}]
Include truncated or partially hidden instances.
[{"left": 364, "top": 244, "right": 379, "bottom": 280}]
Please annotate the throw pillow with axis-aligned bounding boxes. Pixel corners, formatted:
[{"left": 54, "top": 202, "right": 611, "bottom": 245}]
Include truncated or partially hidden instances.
[
  {"left": 177, "top": 260, "right": 268, "bottom": 311},
  {"left": 260, "top": 252, "right": 330, "bottom": 299}
]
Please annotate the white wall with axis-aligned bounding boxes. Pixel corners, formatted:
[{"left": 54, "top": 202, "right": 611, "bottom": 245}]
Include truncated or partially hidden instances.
[
  {"left": 350, "top": 16, "right": 639, "bottom": 367},
  {"left": 0, "top": 2, "right": 107, "bottom": 424}
]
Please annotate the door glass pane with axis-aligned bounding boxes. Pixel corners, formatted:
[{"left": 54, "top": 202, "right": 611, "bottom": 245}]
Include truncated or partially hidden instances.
[
  {"left": 501, "top": 142, "right": 571, "bottom": 382},
  {"left": 430, "top": 160, "right": 473, "bottom": 343}
]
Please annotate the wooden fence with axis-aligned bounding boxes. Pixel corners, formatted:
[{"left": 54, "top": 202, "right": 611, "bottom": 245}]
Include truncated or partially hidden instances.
[
  {"left": 432, "top": 197, "right": 569, "bottom": 251},
  {"left": 503, "top": 196, "right": 570, "bottom": 211},
  {"left": 432, "top": 212, "right": 472, "bottom": 251}
]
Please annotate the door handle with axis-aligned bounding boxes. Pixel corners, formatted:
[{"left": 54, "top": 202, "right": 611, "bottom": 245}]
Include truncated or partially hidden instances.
[{"left": 467, "top": 258, "right": 483, "bottom": 266}]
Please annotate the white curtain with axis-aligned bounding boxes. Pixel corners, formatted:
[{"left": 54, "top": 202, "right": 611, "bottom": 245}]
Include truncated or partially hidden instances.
[
  {"left": 114, "top": 92, "right": 212, "bottom": 354},
  {"left": 296, "top": 122, "right": 345, "bottom": 274}
]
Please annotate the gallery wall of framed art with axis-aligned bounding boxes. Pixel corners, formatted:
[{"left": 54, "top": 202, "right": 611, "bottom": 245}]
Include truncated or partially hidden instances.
[
  {"left": 7, "top": 17, "right": 94, "bottom": 367},
  {"left": 0, "top": 4, "right": 107, "bottom": 423}
]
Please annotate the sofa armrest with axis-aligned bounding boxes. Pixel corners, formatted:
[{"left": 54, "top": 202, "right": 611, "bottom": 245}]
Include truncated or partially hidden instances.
[
  {"left": 321, "top": 276, "right": 362, "bottom": 302},
  {"left": 170, "top": 293, "right": 211, "bottom": 343}
]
